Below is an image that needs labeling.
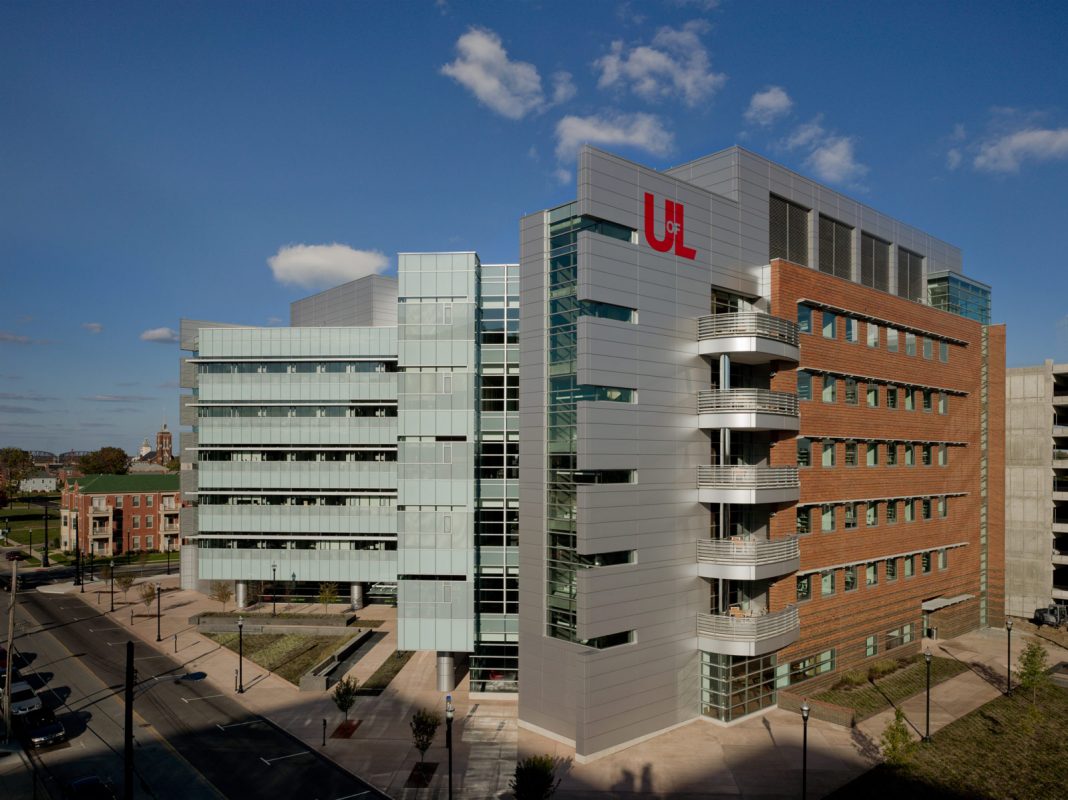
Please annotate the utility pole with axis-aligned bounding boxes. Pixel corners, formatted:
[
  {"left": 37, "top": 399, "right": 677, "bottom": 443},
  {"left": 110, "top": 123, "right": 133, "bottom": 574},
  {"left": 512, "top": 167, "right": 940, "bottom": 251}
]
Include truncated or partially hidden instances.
[
  {"left": 42, "top": 500, "right": 50, "bottom": 568},
  {"left": 124, "top": 640, "right": 134, "bottom": 800},
  {"left": 3, "top": 559, "right": 17, "bottom": 744}
]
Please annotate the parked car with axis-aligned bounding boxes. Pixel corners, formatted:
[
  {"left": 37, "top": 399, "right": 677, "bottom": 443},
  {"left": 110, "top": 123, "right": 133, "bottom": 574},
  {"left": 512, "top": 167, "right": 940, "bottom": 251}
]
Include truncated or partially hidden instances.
[
  {"left": 18, "top": 707, "right": 67, "bottom": 747},
  {"left": 66, "top": 776, "right": 117, "bottom": 800},
  {"left": 5, "top": 680, "right": 43, "bottom": 716}
]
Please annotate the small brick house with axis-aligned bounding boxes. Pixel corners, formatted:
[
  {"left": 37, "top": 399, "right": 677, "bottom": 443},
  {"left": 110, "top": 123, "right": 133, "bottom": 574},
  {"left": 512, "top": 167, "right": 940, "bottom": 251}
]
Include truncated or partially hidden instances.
[{"left": 60, "top": 474, "right": 181, "bottom": 556}]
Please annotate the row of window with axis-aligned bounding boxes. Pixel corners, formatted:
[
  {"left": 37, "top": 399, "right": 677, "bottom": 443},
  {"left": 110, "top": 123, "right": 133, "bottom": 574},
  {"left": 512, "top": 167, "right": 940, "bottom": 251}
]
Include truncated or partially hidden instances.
[
  {"left": 797, "top": 371, "right": 949, "bottom": 413},
  {"left": 198, "top": 538, "right": 395, "bottom": 550},
  {"left": 778, "top": 624, "right": 917, "bottom": 689},
  {"left": 89, "top": 494, "right": 176, "bottom": 510},
  {"left": 798, "top": 304, "right": 951, "bottom": 362},
  {"left": 198, "top": 494, "right": 396, "bottom": 507},
  {"left": 797, "top": 496, "right": 951, "bottom": 534},
  {"left": 797, "top": 439, "right": 950, "bottom": 468},
  {"left": 481, "top": 374, "right": 519, "bottom": 412},
  {"left": 199, "top": 449, "right": 395, "bottom": 463},
  {"left": 198, "top": 405, "right": 397, "bottom": 418},
  {"left": 198, "top": 361, "right": 396, "bottom": 374},
  {"left": 796, "top": 551, "right": 949, "bottom": 601}
]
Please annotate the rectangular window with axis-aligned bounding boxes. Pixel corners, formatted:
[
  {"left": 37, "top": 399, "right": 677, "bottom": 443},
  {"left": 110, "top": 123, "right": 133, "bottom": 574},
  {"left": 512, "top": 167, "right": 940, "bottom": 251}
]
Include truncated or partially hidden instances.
[
  {"left": 867, "top": 322, "right": 879, "bottom": 348},
  {"left": 886, "top": 558, "right": 897, "bottom": 581},
  {"left": 866, "top": 502, "right": 878, "bottom": 526},
  {"left": 797, "top": 370, "right": 812, "bottom": 401},
  {"left": 923, "top": 337, "right": 933, "bottom": 359},
  {"left": 904, "top": 388, "right": 914, "bottom": 411},
  {"left": 146, "top": 536, "right": 153, "bottom": 549},
  {"left": 866, "top": 563, "right": 878, "bottom": 586},
  {"left": 939, "top": 341, "right": 949, "bottom": 363},
  {"left": 822, "top": 311, "right": 837, "bottom": 339},
  {"left": 133, "top": 516, "right": 140, "bottom": 528},
  {"left": 866, "top": 635, "right": 878, "bottom": 657},
  {"left": 821, "top": 571, "right": 835, "bottom": 597},
  {"left": 819, "top": 215, "right": 853, "bottom": 279},
  {"left": 922, "top": 552, "right": 932, "bottom": 573},
  {"left": 133, "top": 496, "right": 141, "bottom": 507},
  {"left": 844, "top": 565, "right": 858, "bottom": 591},
  {"left": 922, "top": 444, "right": 932, "bottom": 466},
  {"left": 822, "top": 375, "right": 837, "bottom": 403},
  {"left": 939, "top": 496, "right": 947, "bottom": 518},
  {"left": 797, "top": 507, "right": 811, "bottom": 535},
  {"left": 923, "top": 390, "right": 933, "bottom": 412},
  {"left": 938, "top": 393, "right": 947, "bottom": 414},
  {"left": 116, "top": 496, "right": 123, "bottom": 508},
  {"left": 887, "top": 501, "right": 898, "bottom": 524},
  {"left": 844, "top": 378, "right": 858, "bottom": 405},
  {"left": 939, "top": 549, "right": 948, "bottom": 569},
  {"left": 887, "top": 386, "right": 898, "bottom": 409},
  {"left": 867, "top": 384, "right": 879, "bottom": 408},
  {"left": 861, "top": 231, "right": 891, "bottom": 291},
  {"left": 887, "top": 328, "right": 899, "bottom": 353},
  {"left": 887, "top": 443, "right": 898, "bottom": 466},
  {"left": 821, "top": 505, "right": 835, "bottom": 532},
  {"left": 822, "top": 442, "right": 836, "bottom": 468},
  {"left": 921, "top": 498, "right": 932, "bottom": 519},
  {"left": 844, "top": 503, "right": 858, "bottom": 529},
  {"left": 904, "top": 555, "right": 915, "bottom": 578},
  {"left": 905, "top": 444, "right": 915, "bottom": 466},
  {"left": 939, "top": 445, "right": 948, "bottom": 466},
  {"left": 898, "top": 247, "right": 924, "bottom": 301},
  {"left": 796, "top": 437, "right": 811, "bottom": 468},
  {"left": 146, "top": 515, "right": 153, "bottom": 528},
  {"left": 769, "top": 195, "right": 810, "bottom": 266},
  {"left": 797, "top": 304, "right": 813, "bottom": 334},
  {"left": 846, "top": 317, "right": 859, "bottom": 343},
  {"left": 845, "top": 442, "right": 857, "bottom": 467},
  {"left": 866, "top": 443, "right": 879, "bottom": 467},
  {"left": 147, "top": 496, "right": 154, "bottom": 507},
  {"left": 903, "top": 624, "right": 913, "bottom": 644},
  {"left": 132, "top": 536, "right": 140, "bottom": 550},
  {"left": 904, "top": 499, "right": 915, "bottom": 522},
  {"left": 905, "top": 332, "right": 916, "bottom": 356},
  {"left": 796, "top": 575, "right": 812, "bottom": 602}
]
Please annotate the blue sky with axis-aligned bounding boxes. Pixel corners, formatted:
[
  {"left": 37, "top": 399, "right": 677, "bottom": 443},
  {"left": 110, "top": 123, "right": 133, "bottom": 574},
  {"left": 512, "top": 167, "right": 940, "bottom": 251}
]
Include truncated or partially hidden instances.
[{"left": 2, "top": 0, "right": 1067, "bottom": 453}]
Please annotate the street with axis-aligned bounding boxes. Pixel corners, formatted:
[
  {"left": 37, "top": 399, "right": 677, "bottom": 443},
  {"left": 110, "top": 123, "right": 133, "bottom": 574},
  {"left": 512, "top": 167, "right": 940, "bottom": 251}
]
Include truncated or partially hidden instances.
[{"left": 10, "top": 588, "right": 385, "bottom": 800}]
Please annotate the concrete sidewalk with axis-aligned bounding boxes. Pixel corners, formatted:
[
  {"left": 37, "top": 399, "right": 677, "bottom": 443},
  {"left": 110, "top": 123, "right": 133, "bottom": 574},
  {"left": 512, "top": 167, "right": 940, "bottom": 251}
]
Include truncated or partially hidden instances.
[{"left": 38, "top": 577, "right": 1068, "bottom": 799}]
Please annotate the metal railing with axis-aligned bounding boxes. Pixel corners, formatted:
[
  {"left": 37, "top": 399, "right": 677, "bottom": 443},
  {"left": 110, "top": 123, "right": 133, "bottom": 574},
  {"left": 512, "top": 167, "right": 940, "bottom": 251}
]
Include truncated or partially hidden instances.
[
  {"left": 1054, "top": 449, "right": 1068, "bottom": 461},
  {"left": 697, "top": 606, "right": 800, "bottom": 643},
  {"left": 90, "top": 506, "right": 110, "bottom": 515},
  {"left": 698, "top": 389, "right": 798, "bottom": 417},
  {"left": 697, "top": 312, "right": 799, "bottom": 346},
  {"left": 698, "top": 536, "right": 800, "bottom": 566},
  {"left": 698, "top": 465, "right": 799, "bottom": 490}
]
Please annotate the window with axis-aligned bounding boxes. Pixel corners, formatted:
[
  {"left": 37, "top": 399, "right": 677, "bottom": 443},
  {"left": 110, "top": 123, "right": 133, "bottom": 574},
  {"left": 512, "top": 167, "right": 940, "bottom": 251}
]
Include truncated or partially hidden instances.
[
  {"left": 822, "top": 375, "right": 837, "bottom": 403},
  {"left": 845, "top": 503, "right": 858, "bottom": 529},
  {"left": 133, "top": 516, "right": 140, "bottom": 529},
  {"left": 905, "top": 332, "right": 916, "bottom": 356},
  {"left": 923, "top": 337, "right": 933, "bottom": 359},
  {"left": 886, "top": 558, "right": 897, "bottom": 581},
  {"left": 867, "top": 384, "right": 878, "bottom": 408},
  {"left": 921, "top": 498, "right": 932, "bottom": 519},
  {"left": 132, "top": 536, "right": 140, "bottom": 550},
  {"left": 769, "top": 195, "right": 809, "bottom": 266},
  {"left": 938, "top": 393, "right": 947, "bottom": 415},
  {"left": 116, "top": 496, "right": 123, "bottom": 508},
  {"left": 819, "top": 215, "right": 853, "bottom": 279},
  {"left": 866, "top": 502, "right": 879, "bottom": 526},
  {"left": 796, "top": 575, "right": 812, "bottom": 602},
  {"left": 146, "top": 536, "right": 153, "bottom": 549},
  {"left": 867, "top": 322, "right": 879, "bottom": 348},
  {"left": 887, "top": 385, "right": 898, "bottom": 409},
  {"left": 147, "top": 496, "right": 154, "bottom": 508},
  {"left": 861, "top": 232, "right": 891, "bottom": 291},
  {"left": 922, "top": 444, "right": 933, "bottom": 466},
  {"left": 797, "top": 507, "right": 811, "bottom": 535},
  {"left": 822, "top": 311, "right": 837, "bottom": 339},
  {"left": 887, "top": 501, "right": 898, "bottom": 524},
  {"left": 922, "top": 552, "right": 932, "bottom": 573},
  {"left": 821, "top": 505, "right": 835, "bottom": 532},
  {"left": 904, "top": 499, "right": 915, "bottom": 522},
  {"left": 133, "top": 496, "right": 141, "bottom": 507},
  {"left": 846, "top": 317, "right": 859, "bottom": 343},
  {"left": 898, "top": 247, "right": 924, "bottom": 301},
  {"left": 797, "top": 438, "right": 811, "bottom": 468},
  {"left": 904, "top": 388, "right": 914, "bottom": 411},
  {"left": 939, "top": 549, "right": 948, "bottom": 569},
  {"left": 866, "top": 635, "right": 878, "bottom": 657},
  {"left": 844, "top": 565, "right": 858, "bottom": 591},
  {"left": 822, "top": 442, "right": 836, "bottom": 467},
  {"left": 939, "top": 341, "right": 949, "bottom": 363},
  {"left": 867, "top": 443, "right": 879, "bottom": 467},
  {"left": 866, "top": 563, "right": 878, "bottom": 586},
  {"left": 845, "top": 442, "right": 858, "bottom": 467},
  {"left": 821, "top": 571, "right": 835, "bottom": 596},
  {"left": 146, "top": 515, "right": 154, "bottom": 528},
  {"left": 904, "top": 555, "right": 915, "bottom": 578},
  {"left": 939, "top": 496, "right": 947, "bottom": 518},
  {"left": 777, "top": 649, "right": 836, "bottom": 688},
  {"left": 797, "top": 370, "right": 812, "bottom": 401},
  {"left": 844, "top": 378, "right": 858, "bottom": 405},
  {"left": 797, "top": 304, "right": 813, "bottom": 333},
  {"left": 939, "top": 445, "right": 948, "bottom": 466},
  {"left": 923, "top": 390, "right": 933, "bottom": 412},
  {"left": 887, "top": 328, "right": 899, "bottom": 353},
  {"left": 887, "top": 443, "right": 898, "bottom": 466},
  {"left": 905, "top": 444, "right": 915, "bottom": 466}
]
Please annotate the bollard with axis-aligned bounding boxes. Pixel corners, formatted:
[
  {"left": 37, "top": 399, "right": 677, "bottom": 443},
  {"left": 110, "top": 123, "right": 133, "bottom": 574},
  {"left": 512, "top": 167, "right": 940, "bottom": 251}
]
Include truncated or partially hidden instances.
[
  {"left": 322, "top": 719, "right": 327, "bottom": 747},
  {"left": 174, "top": 633, "right": 178, "bottom": 653},
  {"left": 234, "top": 669, "right": 239, "bottom": 692},
  {"left": 131, "top": 609, "right": 134, "bottom": 625}
]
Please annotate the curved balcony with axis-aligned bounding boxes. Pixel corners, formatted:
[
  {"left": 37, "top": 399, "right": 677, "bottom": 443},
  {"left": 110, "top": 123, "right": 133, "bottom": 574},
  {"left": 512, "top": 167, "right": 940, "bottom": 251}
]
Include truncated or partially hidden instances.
[
  {"left": 697, "top": 536, "right": 800, "bottom": 581},
  {"left": 697, "top": 312, "right": 799, "bottom": 364},
  {"left": 698, "top": 465, "right": 799, "bottom": 505},
  {"left": 698, "top": 389, "right": 799, "bottom": 432},
  {"left": 697, "top": 606, "right": 800, "bottom": 657}
]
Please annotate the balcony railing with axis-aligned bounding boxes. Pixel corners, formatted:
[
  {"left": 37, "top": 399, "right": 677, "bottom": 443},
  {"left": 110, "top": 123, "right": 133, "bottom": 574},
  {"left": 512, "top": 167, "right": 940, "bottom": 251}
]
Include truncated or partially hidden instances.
[
  {"left": 698, "top": 536, "right": 800, "bottom": 566},
  {"left": 697, "top": 606, "right": 800, "bottom": 645},
  {"left": 90, "top": 506, "right": 109, "bottom": 515},
  {"left": 698, "top": 389, "right": 798, "bottom": 417},
  {"left": 1054, "top": 449, "right": 1068, "bottom": 462},
  {"left": 697, "top": 312, "right": 799, "bottom": 347},
  {"left": 698, "top": 465, "right": 799, "bottom": 490}
]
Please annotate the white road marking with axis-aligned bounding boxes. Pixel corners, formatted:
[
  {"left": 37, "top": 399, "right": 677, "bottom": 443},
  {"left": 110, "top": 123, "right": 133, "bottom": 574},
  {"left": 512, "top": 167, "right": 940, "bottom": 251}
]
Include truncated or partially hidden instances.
[
  {"left": 216, "top": 720, "right": 259, "bottom": 731},
  {"left": 260, "top": 751, "right": 312, "bottom": 766},
  {"left": 180, "top": 693, "right": 225, "bottom": 704},
  {"left": 332, "top": 793, "right": 370, "bottom": 800}
]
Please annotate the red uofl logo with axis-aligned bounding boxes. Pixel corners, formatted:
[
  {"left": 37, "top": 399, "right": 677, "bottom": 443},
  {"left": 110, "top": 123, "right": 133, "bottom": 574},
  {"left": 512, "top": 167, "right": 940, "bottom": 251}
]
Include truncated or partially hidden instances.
[{"left": 643, "top": 192, "right": 696, "bottom": 260}]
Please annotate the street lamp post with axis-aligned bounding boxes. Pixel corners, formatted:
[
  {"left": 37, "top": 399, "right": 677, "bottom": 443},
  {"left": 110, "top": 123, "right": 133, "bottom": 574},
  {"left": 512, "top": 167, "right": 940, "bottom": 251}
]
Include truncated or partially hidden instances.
[
  {"left": 800, "top": 701, "right": 810, "bottom": 800},
  {"left": 42, "top": 510, "right": 50, "bottom": 568},
  {"left": 155, "top": 583, "right": 162, "bottom": 642},
  {"left": 109, "top": 559, "right": 115, "bottom": 612},
  {"left": 271, "top": 563, "right": 277, "bottom": 616},
  {"left": 1006, "top": 618, "right": 1014, "bottom": 695},
  {"left": 74, "top": 542, "right": 82, "bottom": 588},
  {"left": 237, "top": 616, "right": 245, "bottom": 693},
  {"left": 88, "top": 551, "right": 94, "bottom": 583},
  {"left": 445, "top": 693, "right": 454, "bottom": 800},
  {"left": 166, "top": 547, "right": 171, "bottom": 576},
  {"left": 923, "top": 651, "right": 932, "bottom": 742}
]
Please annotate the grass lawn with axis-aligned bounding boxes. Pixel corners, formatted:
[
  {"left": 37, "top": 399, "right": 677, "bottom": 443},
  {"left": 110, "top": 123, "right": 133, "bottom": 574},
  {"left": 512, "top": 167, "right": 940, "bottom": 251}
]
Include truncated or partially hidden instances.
[
  {"left": 828, "top": 684, "right": 1068, "bottom": 799},
  {"left": 205, "top": 633, "right": 340, "bottom": 685},
  {"left": 815, "top": 656, "right": 970, "bottom": 720}
]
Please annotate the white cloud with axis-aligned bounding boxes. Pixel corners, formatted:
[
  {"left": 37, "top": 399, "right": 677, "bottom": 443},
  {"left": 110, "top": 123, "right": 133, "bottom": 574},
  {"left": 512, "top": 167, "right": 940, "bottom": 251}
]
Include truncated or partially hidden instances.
[
  {"left": 668, "top": 0, "right": 720, "bottom": 9},
  {"left": 744, "top": 86, "right": 793, "bottom": 126},
  {"left": 267, "top": 243, "right": 388, "bottom": 289},
  {"left": 783, "top": 117, "right": 825, "bottom": 150},
  {"left": 552, "top": 167, "right": 572, "bottom": 185},
  {"left": 555, "top": 112, "right": 674, "bottom": 161},
  {"left": 0, "top": 331, "right": 33, "bottom": 345},
  {"left": 139, "top": 327, "right": 180, "bottom": 344},
  {"left": 81, "top": 394, "right": 153, "bottom": 402},
  {"left": 805, "top": 137, "right": 868, "bottom": 185},
  {"left": 973, "top": 127, "right": 1068, "bottom": 173},
  {"left": 594, "top": 21, "right": 726, "bottom": 107},
  {"left": 82, "top": 322, "right": 103, "bottom": 334},
  {"left": 946, "top": 148, "right": 962, "bottom": 170},
  {"left": 441, "top": 28, "right": 571, "bottom": 120}
]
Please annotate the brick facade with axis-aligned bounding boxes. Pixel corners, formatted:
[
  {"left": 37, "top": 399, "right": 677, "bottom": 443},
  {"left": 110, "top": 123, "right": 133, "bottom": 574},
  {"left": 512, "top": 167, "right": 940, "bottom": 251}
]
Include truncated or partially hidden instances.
[{"left": 60, "top": 476, "right": 181, "bottom": 557}]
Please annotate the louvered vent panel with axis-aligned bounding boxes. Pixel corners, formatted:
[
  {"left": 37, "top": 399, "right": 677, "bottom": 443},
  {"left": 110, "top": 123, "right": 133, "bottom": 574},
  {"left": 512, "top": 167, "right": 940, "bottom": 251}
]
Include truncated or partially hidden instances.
[
  {"left": 818, "top": 216, "right": 835, "bottom": 274},
  {"left": 833, "top": 220, "right": 852, "bottom": 280},
  {"left": 787, "top": 202, "right": 808, "bottom": 266},
  {"left": 861, "top": 233, "right": 876, "bottom": 287},
  {"left": 898, "top": 247, "right": 923, "bottom": 301},
  {"left": 874, "top": 237, "right": 890, "bottom": 292},
  {"left": 769, "top": 195, "right": 789, "bottom": 262}
]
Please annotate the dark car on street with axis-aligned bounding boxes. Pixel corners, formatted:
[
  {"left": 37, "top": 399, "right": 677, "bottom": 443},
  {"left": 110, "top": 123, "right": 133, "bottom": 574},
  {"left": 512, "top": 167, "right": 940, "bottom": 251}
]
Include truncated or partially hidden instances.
[
  {"left": 18, "top": 707, "right": 68, "bottom": 748},
  {"left": 66, "top": 776, "right": 117, "bottom": 800}
]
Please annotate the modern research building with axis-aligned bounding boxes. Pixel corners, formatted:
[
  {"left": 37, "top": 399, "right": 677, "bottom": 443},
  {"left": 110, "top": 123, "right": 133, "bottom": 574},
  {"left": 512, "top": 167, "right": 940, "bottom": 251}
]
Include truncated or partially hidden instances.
[{"left": 178, "top": 144, "right": 1004, "bottom": 761}]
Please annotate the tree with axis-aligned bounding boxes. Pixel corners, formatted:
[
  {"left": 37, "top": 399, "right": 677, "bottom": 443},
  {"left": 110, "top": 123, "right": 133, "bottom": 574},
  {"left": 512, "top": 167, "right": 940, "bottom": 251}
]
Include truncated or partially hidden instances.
[
  {"left": 409, "top": 708, "right": 441, "bottom": 765},
  {"left": 0, "top": 448, "right": 33, "bottom": 494},
  {"left": 209, "top": 580, "right": 234, "bottom": 611},
  {"left": 115, "top": 573, "right": 135, "bottom": 600},
  {"left": 880, "top": 707, "right": 917, "bottom": 767},
  {"left": 165, "top": 457, "right": 180, "bottom": 472},
  {"left": 78, "top": 447, "right": 130, "bottom": 475},
  {"left": 331, "top": 676, "right": 359, "bottom": 720},
  {"left": 1017, "top": 639, "right": 1051, "bottom": 706},
  {"left": 318, "top": 582, "right": 339, "bottom": 613},
  {"left": 140, "top": 583, "right": 157, "bottom": 610},
  {"left": 510, "top": 755, "right": 569, "bottom": 800}
]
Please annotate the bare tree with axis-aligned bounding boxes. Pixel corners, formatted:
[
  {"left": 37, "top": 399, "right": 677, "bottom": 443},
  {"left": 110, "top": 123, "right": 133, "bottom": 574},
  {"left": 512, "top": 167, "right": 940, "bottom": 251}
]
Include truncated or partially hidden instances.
[
  {"left": 115, "top": 573, "right": 135, "bottom": 601},
  {"left": 209, "top": 580, "right": 234, "bottom": 611},
  {"left": 318, "top": 582, "right": 339, "bottom": 613},
  {"left": 140, "top": 582, "right": 156, "bottom": 610}
]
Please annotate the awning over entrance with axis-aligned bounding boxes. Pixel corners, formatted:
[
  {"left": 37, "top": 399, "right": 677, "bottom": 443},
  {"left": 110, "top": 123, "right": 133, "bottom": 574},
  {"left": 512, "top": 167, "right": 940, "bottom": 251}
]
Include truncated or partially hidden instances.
[{"left": 921, "top": 594, "right": 974, "bottom": 612}]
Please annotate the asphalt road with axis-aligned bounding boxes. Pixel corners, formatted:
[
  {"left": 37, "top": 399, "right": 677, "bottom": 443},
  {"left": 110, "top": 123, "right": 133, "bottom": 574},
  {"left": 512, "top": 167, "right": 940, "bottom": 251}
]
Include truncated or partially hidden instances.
[{"left": 13, "top": 589, "right": 386, "bottom": 800}]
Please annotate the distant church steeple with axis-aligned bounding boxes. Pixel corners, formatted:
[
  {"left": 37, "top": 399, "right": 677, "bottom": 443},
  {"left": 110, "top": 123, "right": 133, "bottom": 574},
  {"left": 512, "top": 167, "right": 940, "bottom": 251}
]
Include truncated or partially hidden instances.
[{"left": 155, "top": 419, "right": 173, "bottom": 464}]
